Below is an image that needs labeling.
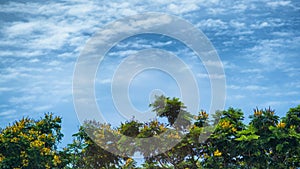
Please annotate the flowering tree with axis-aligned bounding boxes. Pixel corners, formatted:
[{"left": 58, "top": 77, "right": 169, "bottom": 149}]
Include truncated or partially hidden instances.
[
  {"left": 202, "top": 106, "right": 300, "bottom": 168},
  {"left": 0, "top": 113, "right": 68, "bottom": 169},
  {"left": 1, "top": 98, "right": 299, "bottom": 168},
  {"left": 65, "top": 121, "right": 134, "bottom": 169},
  {"left": 67, "top": 97, "right": 300, "bottom": 168}
]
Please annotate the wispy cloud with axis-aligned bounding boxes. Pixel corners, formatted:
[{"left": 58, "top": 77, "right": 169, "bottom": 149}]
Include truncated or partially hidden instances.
[
  {"left": 196, "top": 19, "right": 228, "bottom": 30},
  {"left": 197, "top": 73, "right": 225, "bottom": 79},
  {"left": 246, "top": 39, "right": 291, "bottom": 69},
  {"left": 266, "top": 1, "right": 291, "bottom": 8},
  {"left": 228, "top": 85, "right": 267, "bottom": 91},
  {"left": 0, "top": 0, "right": 299, "bottom": 145}
]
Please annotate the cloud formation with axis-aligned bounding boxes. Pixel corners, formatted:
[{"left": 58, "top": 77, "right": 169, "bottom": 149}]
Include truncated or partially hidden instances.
[{"left": 0, "top": 0, "right": 299, "bottom": 146}]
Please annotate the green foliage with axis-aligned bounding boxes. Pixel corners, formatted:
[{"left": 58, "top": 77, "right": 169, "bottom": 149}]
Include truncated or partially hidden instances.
[
  {"left": 0, "top": 113, "right": 68, "bottom": 169},
  {"left": 150, "top": 95, "right": 192, "bottom": 128},
  {"left": 65, "top": 121, "right": 126, "bottom": 169},
  {"left": 1, "top": 96, "right": 300, "bottom": 168}
]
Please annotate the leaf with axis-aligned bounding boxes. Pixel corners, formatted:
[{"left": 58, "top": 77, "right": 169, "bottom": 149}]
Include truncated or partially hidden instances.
[
  {"left": 276, "top": 144, "right": 283, "bottom": 151},
  {"left": 235, "top": 134, "right": 260, "bottom": 141},
  {"left": 237, "top": 125, "right": 257, "bottom": 135},
  {"left": 235, "top": 135, "right": 247, "bottom": 141}
]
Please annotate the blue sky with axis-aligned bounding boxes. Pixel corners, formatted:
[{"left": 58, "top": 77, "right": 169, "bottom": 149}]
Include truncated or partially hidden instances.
[{"left": 0, "top": 0, "right": 299, "bottom": 147}]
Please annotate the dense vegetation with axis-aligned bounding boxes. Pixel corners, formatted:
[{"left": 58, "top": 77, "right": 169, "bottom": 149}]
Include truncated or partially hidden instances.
[{"left": 1, "top": 95, "right": 299, "bottom": 168}]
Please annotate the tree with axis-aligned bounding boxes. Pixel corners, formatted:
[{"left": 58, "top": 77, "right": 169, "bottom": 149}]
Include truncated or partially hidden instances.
[
  {"left": 65, "top": 121, "right": 128, "bottom": 169},
  {"left": 0, "top": 113, "right": 68, "bottom": 169},
  {"left": 150, "top": 95, "right": 192, "bottom": 128},
  {"left": 202, "top": 108, "right": 245, "bottom": 168},
  {"left": 67, "top": 96, "right": 300, "bottom": 168},
  {"left": 2, "top": 96, "right": 299, "bottom": 168}
]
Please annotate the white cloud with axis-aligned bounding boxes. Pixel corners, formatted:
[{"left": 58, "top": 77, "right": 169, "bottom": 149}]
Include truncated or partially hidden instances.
[
  {"left": 234, "top": 95, "right": 245, "bottom": 99},
  {"left": 33, "top": 105, "right": 53, "bottom": 112},
  {"left": 96, "top": 78, "right": 112, "bottom": 84},
  {"left": 283, "top": 67, "right": 300, "bottom": 77},
  {"left": 261, "top": 99, "right": 300, "bottom": 108},
  {"left": 47, "top": 61, "right": 61, "bottom": 66},
  {"left": 0, "top": 50, "right": 45, "bottom": 58},
  {"left": 197, "top": 73, "right": 225, "bottom": 79},
  {"left": 222, "top": 61, "right": 237, "bottom": 69},
  {"left": 267, "top": 1, "right": 291, "bottom": 8},
  {"left": 5, "top": 21, "right": 40, "bottom": 37},
  {"left": 232, "top": 3, "right": 247, "bottom": 12},
  {"left": 29, "top": 58, "right": 40, "bottom": 63},
  {"left": 9, "top": 96, "right": 36, "bottom": 104},
  {"left": 228, "top": 85, "right": 267, "bottom": 91},
  {"left": 0, "top": 109, "right": 16, "bottom": 117},
  {"left": 227, "top": 94, "right": 245, "bottom": 100},
  {"left": 196, "top": 19, "right": 228, "bottom": 30},
  {"left": 245, "top": 85, "right": 267, "bottom": 91},
  {"left": 230, "top": 20, "right": 245, "bottom": 29},
  {"left": 285, "top": 82, "right": 300, "bottom": 88},
  {"left": 115, "top": 39, "right": 173, "bottom": 50},
  {"left": 259, "top": 91, "right": 299, "bottom": 97},
  {"left": 202, "top": 60, "right": 224, "bottom": 68},
  {"left": 250, "top": 22, "right": 269, "bottom": 29},
  {"left": 167, "top": 3, "right": 199, "bottom": 14},
  {"left": 151, "top": 41, "right": 173, "bottom": 47},
  {"left": 0, "top": 87, "right": 14, "bottom": 92},
  {"left": 250, "top": 19, "right": 285, "bottom": 29},
  {"left": 207, "top": 7, "right": 226, "bottom": 15},
  {"left": 241, "top": 68, "right": 263, "bottom": 73},
  {"left": 271, "top": 31, "right": 292, "bottom": 37},
  {"left": 108, "top": 50, "right": 139, "bottom": 57},
  {"left": 116, "top": 39, "right": 152, "bottom": 49},
  {"left": 246, "top": 38, "right": 294, "bottom": 69}
]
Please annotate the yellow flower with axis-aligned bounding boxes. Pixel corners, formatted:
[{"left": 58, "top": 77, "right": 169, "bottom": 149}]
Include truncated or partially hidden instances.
[
  {"left": 159, "top": 124, "right": 166, "bottom": 131},
  {"left": 231, "top": 127, "right": 237, "bottom": 132},
  {"left": 254, "top": 110, "right": 262, "bottom": 116},
  {"left": 30, "top": 140, "right": 45, "bottom": 148},
  {"left": 238, "top": 161, "right": 246, "bottom": 166},
  {"left": 20, "top": 151, "right": 27, "bottom": 158},
  {"left": 45, "top": 163, "right": 51, "bottom": 169},
  {"left": 37, "top": 120, "right": 44, "bottom": 126},
  {"left": 219, "top": 120, "right": 232, "bottom": 129},
  {"left": 214, "top": 149, "right": 222, "bottom": 157},
  {"left": 0, "top": 154, "right": 5, "bottom": 163},
  {"left": 41, "top": 147, "right": 51, "bottom": 155},
  {"left": 19, "top": 132, "right": 33, "bottom": 141},
  {"left": 277, "top": 122, "right": 286, "bottom": 128},
  {"left": 15, "top": 119, "right": 26, "bottom": 129},
  {"left": 38, "top": 134, "right": 47, "bottom": 140},
  {"left": 125, "top": 158, "right": 133, "bottom": 166},
  {"left": 22, "top": 159, "right": 29, "bottom": 166},
  {"left": 53, "top": 155, "right": 61, "bottom": 166},
  {"left": 47, "top": 133, "right": 52, "bottom": 137},
  {"left": 10, "top": 126, "right": 21, "bottom": 133},
  {"left": 11, "top": 137, "right": 19, "bottom": 143},
  {"left": 201, "top": 111, "right": 208, "bottom": 118},
  {"left": 28, "top": 129, "right": 38, "bottom": 135},
  {"left": 151, "top": 120, "right": 158, "bottom": 127}
]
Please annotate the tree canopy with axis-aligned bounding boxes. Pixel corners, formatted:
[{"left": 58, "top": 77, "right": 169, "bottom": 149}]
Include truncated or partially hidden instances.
[{"left": 1, "top": 96, "right": 300, "bottom": 168}]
